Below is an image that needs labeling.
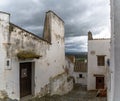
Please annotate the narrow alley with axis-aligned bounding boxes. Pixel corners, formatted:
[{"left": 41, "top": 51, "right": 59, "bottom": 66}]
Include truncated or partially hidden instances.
[{"left": 29, "top": 84, "right": 107, "bottom": 101}]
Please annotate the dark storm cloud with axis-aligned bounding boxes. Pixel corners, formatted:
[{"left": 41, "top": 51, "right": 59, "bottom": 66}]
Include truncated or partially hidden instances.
[
  {"left": 0, "top": 0, "right": 110, "bottom": 52},
  {"left": 65, "top": 36, "right": 87, "bottom": 52}
]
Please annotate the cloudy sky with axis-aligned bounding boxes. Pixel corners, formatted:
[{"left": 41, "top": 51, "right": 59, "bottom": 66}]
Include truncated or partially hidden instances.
[{"left": 0, "top": 0, "right": 110, "bottom": 52}]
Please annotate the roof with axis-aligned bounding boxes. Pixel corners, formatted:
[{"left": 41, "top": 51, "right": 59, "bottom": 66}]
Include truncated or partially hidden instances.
[
  {"left": 92, "top": 38, "right": 110, "bottom": 40},
  {"left": 74, "top": 60, "right": 87, "bottom": 72},
  {"left": 66, "top": 55, "right": 75, "bottom": 63},
  {"left": 0, "top": 11, "right": 10, "bottom": 15}
]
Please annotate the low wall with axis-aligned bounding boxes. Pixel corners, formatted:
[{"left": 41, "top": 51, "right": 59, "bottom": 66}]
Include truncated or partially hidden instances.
[{"left": 49, "top": 72, "right": 73, "bottom": 95}]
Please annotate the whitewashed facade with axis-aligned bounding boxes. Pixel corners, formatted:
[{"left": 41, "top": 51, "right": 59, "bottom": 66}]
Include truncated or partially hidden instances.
[
  {"left": 87, "top": 32, "right": 110, "bottom": 90},
  {"left": 0, "top": 11, "right": 73, "bottom": 100},
  {"left": 74, "top": 60, "right": 87, "bottom": 85},
  {"left": 73, "top": 72, "right": 87, "bottom": 85}
]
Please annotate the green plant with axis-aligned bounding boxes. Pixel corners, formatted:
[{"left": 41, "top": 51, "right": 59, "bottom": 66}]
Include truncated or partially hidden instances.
[{"left": 17, "top": 50, "right": 41, "bottom": 60}]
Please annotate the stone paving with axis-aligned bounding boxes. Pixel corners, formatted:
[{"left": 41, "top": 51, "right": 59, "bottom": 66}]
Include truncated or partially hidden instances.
[{"left": 29, "top": 84, "right": 107, "bottom": 101}]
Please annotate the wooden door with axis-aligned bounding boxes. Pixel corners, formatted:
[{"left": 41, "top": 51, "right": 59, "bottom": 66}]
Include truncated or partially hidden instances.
[
  {"left": 96, "top": 77, "right": 104, "bottom": 89},
  {"left": 20, "top": 62, "right": 32, "bottom": 98}
]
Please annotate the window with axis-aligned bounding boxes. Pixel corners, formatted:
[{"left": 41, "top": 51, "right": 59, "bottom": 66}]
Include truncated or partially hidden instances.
[
  {"left": 7, "top": 60, "right": 9, "bottom": 66},
  {"left": 79, "top": 74, "right": 83, "bottom": 78},
  {"left": 97, "top": 56, "right": 105, "bottom": 66}
]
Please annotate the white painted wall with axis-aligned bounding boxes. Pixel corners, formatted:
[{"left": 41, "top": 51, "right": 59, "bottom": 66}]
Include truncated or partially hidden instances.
[
  {"left": 107, "top": 1, "right": 114, "bottom": 101},
  {"left": 0, "top": 11, "right": 67, "bottom": 100},
  {"left": 73, "top": 72, "right": 87, "bottom": 85},
  {"left": 87, "top": 39, "right": 110, "bottom": 90},
  {"left": 109, "top": 0, "right": 120, "bottom": 100}
]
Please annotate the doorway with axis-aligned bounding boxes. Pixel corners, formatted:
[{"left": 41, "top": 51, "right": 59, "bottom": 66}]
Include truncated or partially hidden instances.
[
  {"left": 96, "top": 77, "right": 104, "bottom": 89},
  {"left": 20, "top": 62, "right": 32, "bottom": 98}
]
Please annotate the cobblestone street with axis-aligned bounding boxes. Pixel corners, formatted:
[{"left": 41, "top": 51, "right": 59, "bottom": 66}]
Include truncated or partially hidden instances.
[{"left": 29, "top": 84, "right": 107, "bottom": 101}]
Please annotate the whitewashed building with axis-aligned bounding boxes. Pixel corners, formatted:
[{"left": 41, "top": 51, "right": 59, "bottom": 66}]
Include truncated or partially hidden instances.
[
  {"left": 108, "top": 0, "right": 120, "bottom": 101},
  {"left": 87, "top": 31, "right": 110, "bottom": 90},
  {"left": 66, "top": 56, "right": 87, "bottom": 85},
  {"left": 74, "top": 60, "right": 87, "bottom": 85},
  {"left": 0, "top": 11, "right": 73, "bottom": 100}
]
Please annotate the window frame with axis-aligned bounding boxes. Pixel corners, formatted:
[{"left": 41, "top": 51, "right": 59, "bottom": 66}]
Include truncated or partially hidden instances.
[{"left": 97, "top": 55, "right": 105, "bottom": 66}]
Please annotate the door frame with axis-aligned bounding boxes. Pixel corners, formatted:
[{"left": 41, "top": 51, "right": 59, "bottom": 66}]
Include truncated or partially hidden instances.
[
  {"left": 96, "top": 76, "right": 104, "bottom": 89},
  {"left": 19, "top": 62, "right": 35, "bottom": 98}
]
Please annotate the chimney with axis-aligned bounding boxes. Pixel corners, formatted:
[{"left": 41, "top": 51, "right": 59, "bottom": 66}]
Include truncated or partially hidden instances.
[
  {"left": 43, "top": 11, "right": 52, "bottom": 43},
  {"left": 88, "top": 31, "right": 93, "bottom": 40},
  {"left": 43, "top": 10, "right": 64, "bottom": 43}
]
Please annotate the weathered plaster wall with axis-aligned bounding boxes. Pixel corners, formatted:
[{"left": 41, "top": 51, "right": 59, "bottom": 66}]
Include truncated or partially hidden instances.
[
  {"left": 87, "top": 39, "right": 110, "bottom": 90},
  {"left": 0, "top": 11, "right": 68, "bottom": 100},
  {"left": 9, "top": 23, "right": 50, "bottom": 58},
  {"left": 0, "top": 12, "right": 10, "bottom": 97},
  {"left": 65, "top": 57, "right": 74, "bottom": 76},
  {"left": 50, "top": 73, "right": 73, "bottom": 95},
  {"left": 4, "top": 23, "right": 51, "bottom": 99}
]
